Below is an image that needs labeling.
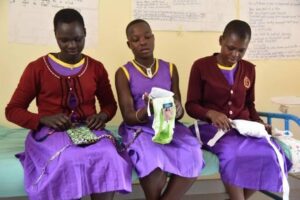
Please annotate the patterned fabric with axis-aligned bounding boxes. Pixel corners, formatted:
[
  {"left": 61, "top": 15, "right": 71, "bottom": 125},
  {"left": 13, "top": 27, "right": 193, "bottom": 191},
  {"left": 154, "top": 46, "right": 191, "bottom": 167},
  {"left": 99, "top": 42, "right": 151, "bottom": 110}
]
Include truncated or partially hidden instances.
[
  {"left": 274, "top": 129, "right": 300, "bottom": 173},
  {"left": 67, "top": 126, "right": 102, "bottom": 145}
]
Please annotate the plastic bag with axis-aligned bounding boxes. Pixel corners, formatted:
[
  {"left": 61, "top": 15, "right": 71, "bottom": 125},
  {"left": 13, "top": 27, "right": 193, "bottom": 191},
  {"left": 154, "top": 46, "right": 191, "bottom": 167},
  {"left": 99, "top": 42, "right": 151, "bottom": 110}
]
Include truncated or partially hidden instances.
[
  {"left": 147, "top": 87, "right": 176, "bottom": 144},
  {"left": 151, "top": 96, "right": 176, "bottom": 144}
]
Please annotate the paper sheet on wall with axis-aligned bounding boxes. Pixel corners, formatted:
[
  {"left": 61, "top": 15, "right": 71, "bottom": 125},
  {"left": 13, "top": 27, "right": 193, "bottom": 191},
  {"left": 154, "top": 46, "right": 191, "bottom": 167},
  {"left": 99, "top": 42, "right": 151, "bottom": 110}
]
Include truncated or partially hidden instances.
[
  {"left": 8, "top": 0, "right": 98, "bottom": 47},
  {"left": 133, "top": 0, "right": 237, "bottom": 31},
  {"left": 240, "top": 0, "right": 300, "bottom": 59}
]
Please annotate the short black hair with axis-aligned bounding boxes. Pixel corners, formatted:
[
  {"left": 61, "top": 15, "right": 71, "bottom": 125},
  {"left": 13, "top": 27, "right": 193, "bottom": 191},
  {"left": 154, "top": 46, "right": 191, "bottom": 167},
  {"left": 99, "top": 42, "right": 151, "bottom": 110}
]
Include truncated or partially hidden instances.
[
  {"left": 126, "top": 19, "right": 151, "bottom": 38},
  {"left": 53, "top": 8, "right": 85, "bottom": 32},
  {"left": 223, "top": 19, "right": 251, "bottom": 40}
]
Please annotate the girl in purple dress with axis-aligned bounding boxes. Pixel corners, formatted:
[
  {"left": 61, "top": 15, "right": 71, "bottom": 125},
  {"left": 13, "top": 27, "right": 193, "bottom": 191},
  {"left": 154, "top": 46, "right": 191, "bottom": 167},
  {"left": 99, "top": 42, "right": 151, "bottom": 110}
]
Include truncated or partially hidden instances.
[
  {"left": 115, "top": 19, "right": 204, "bottom": 200},
  {"left": 6, "top": 9, "right": 131, "bottom": 200},
  {"left": 185, "top": 19, "right": 292, "bottom": 200}
]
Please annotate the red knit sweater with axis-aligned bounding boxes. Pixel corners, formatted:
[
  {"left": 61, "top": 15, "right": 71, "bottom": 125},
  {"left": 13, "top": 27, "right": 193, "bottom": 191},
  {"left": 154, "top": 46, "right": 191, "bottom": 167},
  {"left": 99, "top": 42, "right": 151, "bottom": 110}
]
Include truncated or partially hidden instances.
[
  {"left": 185, "top": 54, "right": 262, "bottom": 122},
  {"left": 6, "top": 54, "right": 117, "bottom": 130}
]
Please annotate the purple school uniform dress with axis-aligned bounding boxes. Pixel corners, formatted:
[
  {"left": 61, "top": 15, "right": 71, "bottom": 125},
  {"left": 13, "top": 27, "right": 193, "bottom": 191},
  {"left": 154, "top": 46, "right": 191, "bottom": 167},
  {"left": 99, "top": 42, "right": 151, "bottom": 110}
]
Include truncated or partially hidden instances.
[
  {"left": 17, "top": 55, "right": 132, "bottom": 200},
  {"left": 195, "top": 125, "right": 291, "bottom": 192},
  {"left": 119, "top": 59, "right": 204, "bottom": 178},
  {"left": 190, "top": 64, "right": 292, "bottom": 192}
]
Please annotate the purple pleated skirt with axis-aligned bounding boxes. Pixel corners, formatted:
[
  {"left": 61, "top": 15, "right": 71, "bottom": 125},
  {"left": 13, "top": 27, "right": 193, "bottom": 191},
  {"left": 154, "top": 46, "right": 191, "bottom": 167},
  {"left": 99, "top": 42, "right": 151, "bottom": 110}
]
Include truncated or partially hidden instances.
[
  {"left": 119, "top": 121, "right": 204, "bottom": 178},
  {"left": 17, "top": 126, "right": 132, "bottom": 200},
  {"left": 191, "top": 123, "right": 292, "bottom": 192}
]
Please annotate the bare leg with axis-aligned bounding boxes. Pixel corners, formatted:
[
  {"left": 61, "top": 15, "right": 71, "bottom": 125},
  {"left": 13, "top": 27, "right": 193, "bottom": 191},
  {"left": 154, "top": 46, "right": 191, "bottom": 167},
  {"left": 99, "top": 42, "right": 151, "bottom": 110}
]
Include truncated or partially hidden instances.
[
  {"left": 244, "top": 188, "right": 255, "bottom": 199},
  {"left": 139, "top": 168, "right": 167, "bottom": 200},
  {"left": 90, "top": 192, "right": 115, "bottom": 200},
  {"left": 224, "top": 183, "right": 245, "bottom": 200},
  {"left": 160, "top": 175, "right": 197, "bottom": 200}
]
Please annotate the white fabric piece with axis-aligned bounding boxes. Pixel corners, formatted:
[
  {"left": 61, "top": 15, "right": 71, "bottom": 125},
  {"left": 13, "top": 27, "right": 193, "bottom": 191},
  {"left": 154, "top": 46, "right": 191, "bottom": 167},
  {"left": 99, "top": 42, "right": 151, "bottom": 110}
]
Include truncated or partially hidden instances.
[
  {"left": 149, "top": 87, "right": 174, "bottom": 98},
  {"left": 207, "top": 119, "right": 270, "bottom": 145},
  {"left": 207, "top": 129, "right": 226, "bottom": 147},
  {"left": 266, "top": 136, "right": 290, "bottom": 200},
  {"left": 147, "top": 97, "right": 151, "bottom": 117},
  {"left": 231, "top": 119, "right": 267, "bottom": 137},
  {"left": 194, "top": 120, "right": 203, "bottom": 145}
]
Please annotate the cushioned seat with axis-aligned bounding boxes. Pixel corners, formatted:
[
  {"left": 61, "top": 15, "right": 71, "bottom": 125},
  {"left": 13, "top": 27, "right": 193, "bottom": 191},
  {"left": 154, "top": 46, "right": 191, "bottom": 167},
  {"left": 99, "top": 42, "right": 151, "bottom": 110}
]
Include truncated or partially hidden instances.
[
  {"left": 0, "top": 127, "right": 27, "bottom": 197},
  {"left": 0, "top": 125, "right": 290, "bottom": 198},
  {"left": 0, "top": 125, "right": 221, "bottom": 197}
]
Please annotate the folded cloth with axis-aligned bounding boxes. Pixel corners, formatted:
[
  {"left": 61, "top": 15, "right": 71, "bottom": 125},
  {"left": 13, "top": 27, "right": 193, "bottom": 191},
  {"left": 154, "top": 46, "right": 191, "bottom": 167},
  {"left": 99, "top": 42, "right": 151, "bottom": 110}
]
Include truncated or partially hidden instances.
[
  {"left": 231, "top": 119, "right": 268, "bottom": 137},
  {"left": 207, "top": 119, "right": 268, "bottom": 147},
  {"left": 67, "top": 126, "right": 99, "bottom": 145}
]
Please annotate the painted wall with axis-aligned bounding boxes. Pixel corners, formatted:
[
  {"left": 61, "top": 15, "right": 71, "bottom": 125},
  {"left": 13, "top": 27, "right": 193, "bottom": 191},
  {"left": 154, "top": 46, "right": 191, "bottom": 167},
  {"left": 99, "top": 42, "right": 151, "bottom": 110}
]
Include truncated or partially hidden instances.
[{"left": 1, "top": 1, "right": 299, "bottom": 134}]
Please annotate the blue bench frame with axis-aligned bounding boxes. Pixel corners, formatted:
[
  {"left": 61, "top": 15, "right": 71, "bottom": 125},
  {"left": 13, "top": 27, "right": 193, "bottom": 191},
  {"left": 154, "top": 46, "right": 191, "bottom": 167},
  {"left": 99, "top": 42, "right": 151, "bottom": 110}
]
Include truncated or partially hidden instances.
[{"left": 259, "top": 112, "right": 300, "bottom": 131}]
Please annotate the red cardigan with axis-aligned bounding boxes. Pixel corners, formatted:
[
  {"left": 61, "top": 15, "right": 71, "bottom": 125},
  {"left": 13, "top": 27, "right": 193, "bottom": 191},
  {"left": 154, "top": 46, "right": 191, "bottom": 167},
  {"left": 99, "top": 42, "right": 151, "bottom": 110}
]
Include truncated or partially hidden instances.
[
  {"left": 185, "top": 54, "right": 262, "bottom": 122},
  {"left": 6, "top": 55, "right": 117, "bottom": 130}
]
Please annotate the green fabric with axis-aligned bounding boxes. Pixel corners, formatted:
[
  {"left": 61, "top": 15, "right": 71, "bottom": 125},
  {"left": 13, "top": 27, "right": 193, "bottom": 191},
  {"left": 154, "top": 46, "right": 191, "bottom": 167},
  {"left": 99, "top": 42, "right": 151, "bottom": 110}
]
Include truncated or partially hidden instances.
[
  {"left": 151, "top": 97, "right": 175, "bottom": 144},
  {"left": 67, "top": 126, "right": 99, "bottom": 145}
]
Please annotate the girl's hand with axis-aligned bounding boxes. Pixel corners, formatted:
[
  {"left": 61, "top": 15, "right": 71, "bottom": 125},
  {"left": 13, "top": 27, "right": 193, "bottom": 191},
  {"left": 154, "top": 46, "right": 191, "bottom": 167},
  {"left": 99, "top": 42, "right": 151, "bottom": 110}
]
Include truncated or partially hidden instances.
[
  {"left": 86, "top": 113, "right": 108, "bottom": 130},
  {"left": 263, "top": 122, "right": 272, "bottom": 135},
  {"left": 206, "top": 110, "right": 231, "bottom": 130},
  {"left": 40, "top": 113, "right": 72, "bottom": 131},
  {"left": 142, "top": 92, "right": 150, "bottom": 103},
  {"left": 142, "top": 92, "right": 153, "bottom": 115},
  {"left": 174, "top": 99, "right": 183, "bottom": 119}
]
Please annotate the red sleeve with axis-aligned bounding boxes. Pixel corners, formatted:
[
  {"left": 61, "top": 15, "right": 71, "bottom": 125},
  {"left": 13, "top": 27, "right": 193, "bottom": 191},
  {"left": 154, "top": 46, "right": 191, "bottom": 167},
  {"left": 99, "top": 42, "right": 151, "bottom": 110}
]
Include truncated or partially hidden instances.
[
  {"left": 245, "top": 67, "right": 263, "bottom": 122},
  {"left": 185, "top": 61, "right": 210, "bottom": 120},
  {"left": 5, "top": 63, "right": 41, "bottom": 130},
  {"left": 95, "top": 64, "right": 117, "bottom": 121}
]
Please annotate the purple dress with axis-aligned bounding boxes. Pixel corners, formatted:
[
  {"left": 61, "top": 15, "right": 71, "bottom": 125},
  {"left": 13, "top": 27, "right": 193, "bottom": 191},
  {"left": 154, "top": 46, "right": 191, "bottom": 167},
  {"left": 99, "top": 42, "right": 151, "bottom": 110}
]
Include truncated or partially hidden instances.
[
  {"left": 119, "top": 59, "right": 204, "bottom": 178},
  {"left": 17, "top": 55, "right": 132, "bottom": 200},
  {"left": 191, "top": 121, "right": 292, "bottom": 192}
]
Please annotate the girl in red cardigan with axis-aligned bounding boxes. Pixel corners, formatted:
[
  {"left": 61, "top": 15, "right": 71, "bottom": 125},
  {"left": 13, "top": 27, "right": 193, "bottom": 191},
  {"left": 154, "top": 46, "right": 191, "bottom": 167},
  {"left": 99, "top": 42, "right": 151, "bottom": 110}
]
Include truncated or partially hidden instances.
[
  {"left": 185, "top": 20, "right": 291, "bottom": 200},
  {"left": 6, "top": 8, "right": 131, "bottom": 200}
]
